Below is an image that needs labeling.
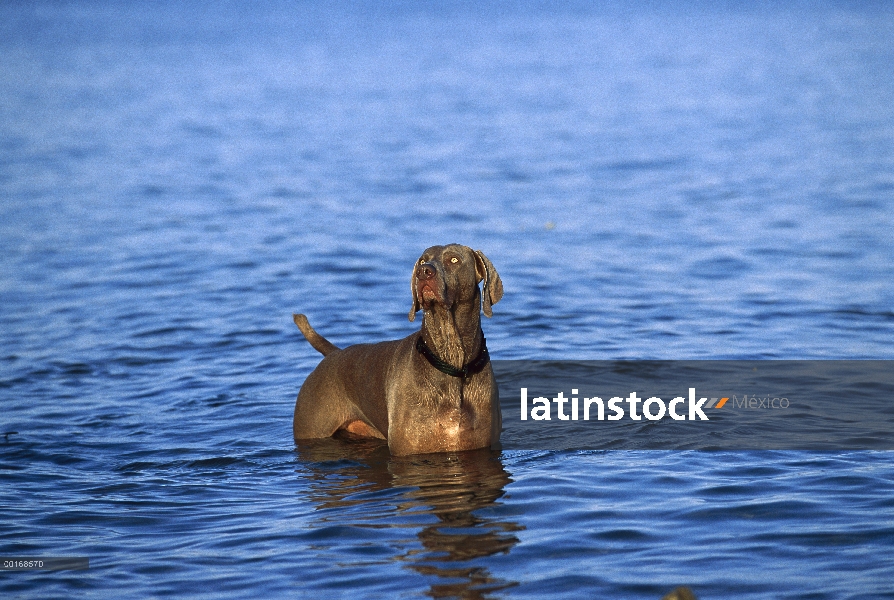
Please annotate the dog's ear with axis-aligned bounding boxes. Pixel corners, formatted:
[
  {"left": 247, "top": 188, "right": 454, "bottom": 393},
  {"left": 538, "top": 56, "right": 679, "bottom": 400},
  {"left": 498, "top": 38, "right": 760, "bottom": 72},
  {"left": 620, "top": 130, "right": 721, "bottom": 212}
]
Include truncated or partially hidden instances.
[
  {"left": 474, "top": 250, "right": 503, "bottom": 318},
  {"left": 409, "top": 256, "right": 421, "bottom": 321}
]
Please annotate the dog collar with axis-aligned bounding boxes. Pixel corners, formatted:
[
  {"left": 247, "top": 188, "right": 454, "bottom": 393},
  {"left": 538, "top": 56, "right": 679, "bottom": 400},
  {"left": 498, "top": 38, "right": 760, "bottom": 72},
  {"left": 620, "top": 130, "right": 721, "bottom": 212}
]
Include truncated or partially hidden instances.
[{"left": 415, "top": 335, "right": 490, "bottom": 379}]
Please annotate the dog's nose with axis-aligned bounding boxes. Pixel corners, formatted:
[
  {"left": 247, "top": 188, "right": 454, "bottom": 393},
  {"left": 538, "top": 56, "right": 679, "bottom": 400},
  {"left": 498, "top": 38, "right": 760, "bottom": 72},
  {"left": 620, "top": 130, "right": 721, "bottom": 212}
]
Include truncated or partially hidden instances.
[{"left": 416, "top": 263, "right": 435, "bottom": 280}]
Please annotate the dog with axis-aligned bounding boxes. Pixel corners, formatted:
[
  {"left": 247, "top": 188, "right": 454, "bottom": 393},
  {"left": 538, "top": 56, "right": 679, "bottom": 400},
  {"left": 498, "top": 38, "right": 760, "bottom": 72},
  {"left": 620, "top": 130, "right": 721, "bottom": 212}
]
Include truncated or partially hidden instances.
[{"left": 292, "top": 244, "right": 503, "bottom": 456}]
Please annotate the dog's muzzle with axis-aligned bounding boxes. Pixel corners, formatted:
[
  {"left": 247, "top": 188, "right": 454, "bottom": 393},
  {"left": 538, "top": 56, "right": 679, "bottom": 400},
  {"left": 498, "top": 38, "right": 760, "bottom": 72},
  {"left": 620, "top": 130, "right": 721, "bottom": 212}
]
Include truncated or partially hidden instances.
[{"left": 416, "top": 262, "right": 445, "bottom": 306}]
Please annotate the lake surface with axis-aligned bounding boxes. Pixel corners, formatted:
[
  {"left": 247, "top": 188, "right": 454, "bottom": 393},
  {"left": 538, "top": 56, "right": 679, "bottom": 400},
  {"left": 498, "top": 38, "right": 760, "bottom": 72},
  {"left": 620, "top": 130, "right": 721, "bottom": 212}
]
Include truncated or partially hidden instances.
[{"left": 2, "top": 1, "right": 893, "bottom": 598}]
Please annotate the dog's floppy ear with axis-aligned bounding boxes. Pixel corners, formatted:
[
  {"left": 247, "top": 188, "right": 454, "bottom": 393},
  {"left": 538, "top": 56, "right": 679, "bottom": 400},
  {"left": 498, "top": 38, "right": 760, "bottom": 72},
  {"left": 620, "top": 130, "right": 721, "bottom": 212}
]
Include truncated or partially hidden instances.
[
  {"left": 409, "top": 256, "right": 421, "bottom": 321},
  {"left": 474, "top": 250, "right": 503, "bottom": 318}
]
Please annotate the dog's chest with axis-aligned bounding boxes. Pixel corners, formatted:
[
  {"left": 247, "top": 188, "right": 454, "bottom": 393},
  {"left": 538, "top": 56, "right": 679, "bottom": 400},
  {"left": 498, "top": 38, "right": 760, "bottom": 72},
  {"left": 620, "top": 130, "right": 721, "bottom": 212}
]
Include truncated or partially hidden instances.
[{"left": 387, "top": 379, "right": 493, "bottom": 453}]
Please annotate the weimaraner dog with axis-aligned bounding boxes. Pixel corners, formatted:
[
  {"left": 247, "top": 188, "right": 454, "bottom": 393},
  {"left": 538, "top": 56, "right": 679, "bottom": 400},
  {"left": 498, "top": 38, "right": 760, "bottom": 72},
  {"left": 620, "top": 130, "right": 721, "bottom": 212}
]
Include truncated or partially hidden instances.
[{"left": 292, "top": 244, "right": 503, "bottom": 456}]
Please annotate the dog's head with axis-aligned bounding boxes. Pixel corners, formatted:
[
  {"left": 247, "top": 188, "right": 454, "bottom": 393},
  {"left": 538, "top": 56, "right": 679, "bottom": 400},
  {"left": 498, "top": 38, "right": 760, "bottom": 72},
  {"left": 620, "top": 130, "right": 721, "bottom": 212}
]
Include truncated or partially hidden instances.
[{"left": 409, "top": 244, "right": 503, "bottom": 322}]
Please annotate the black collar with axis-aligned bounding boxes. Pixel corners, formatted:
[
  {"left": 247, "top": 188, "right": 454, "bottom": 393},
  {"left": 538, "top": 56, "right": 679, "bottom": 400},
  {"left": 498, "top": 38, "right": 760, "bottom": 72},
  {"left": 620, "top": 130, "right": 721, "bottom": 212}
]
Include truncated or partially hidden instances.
[{"left": 415, "top": 334, "right": 490, "bottom": 379}]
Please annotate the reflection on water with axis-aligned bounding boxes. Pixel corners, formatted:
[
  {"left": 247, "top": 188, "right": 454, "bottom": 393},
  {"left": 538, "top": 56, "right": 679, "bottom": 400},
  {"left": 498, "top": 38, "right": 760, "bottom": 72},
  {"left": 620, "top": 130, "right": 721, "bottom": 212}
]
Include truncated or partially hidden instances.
[{"left": 295, "top": 439, "right": 522, "bottom": 598}]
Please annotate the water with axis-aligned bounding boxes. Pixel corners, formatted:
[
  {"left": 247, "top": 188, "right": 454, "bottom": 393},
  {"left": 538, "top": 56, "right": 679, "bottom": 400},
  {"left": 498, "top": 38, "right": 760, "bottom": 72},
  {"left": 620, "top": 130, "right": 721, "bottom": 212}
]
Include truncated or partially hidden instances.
[{"left": 2, "top": 1, "right": 894, "bottom": 597}]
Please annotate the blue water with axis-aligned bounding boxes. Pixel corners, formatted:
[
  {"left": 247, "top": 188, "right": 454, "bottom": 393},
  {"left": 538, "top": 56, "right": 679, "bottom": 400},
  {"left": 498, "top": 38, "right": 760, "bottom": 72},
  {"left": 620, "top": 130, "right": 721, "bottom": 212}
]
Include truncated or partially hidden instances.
[{"left": 2, "top": 1, "right": 894, "bottom": 597}]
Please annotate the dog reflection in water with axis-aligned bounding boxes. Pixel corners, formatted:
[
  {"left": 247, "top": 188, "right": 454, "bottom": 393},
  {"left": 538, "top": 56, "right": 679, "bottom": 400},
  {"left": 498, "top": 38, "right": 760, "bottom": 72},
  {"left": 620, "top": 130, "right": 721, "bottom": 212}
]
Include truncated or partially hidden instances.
[{"left": 295, "top": 440, "right": 519, "bottom": 596}]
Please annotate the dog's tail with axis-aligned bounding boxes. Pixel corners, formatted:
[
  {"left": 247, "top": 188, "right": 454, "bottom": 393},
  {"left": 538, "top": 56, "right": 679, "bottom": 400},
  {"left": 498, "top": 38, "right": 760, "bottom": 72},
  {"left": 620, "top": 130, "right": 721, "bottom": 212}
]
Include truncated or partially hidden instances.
[{"left": 293, "top": 314, "right": 340, "bottom": 356}]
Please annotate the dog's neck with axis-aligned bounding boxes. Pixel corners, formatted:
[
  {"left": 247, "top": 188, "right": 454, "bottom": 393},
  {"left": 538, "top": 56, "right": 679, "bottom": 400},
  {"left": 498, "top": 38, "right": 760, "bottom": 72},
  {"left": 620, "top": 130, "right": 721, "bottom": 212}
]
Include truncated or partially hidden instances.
[{"left": 420, "top": 292, "right": 482, "bottom": 370}]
